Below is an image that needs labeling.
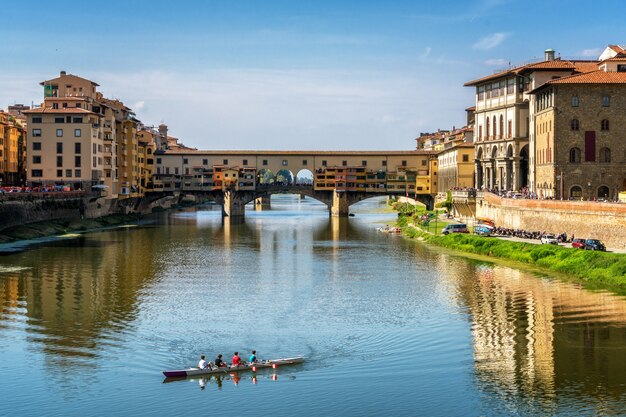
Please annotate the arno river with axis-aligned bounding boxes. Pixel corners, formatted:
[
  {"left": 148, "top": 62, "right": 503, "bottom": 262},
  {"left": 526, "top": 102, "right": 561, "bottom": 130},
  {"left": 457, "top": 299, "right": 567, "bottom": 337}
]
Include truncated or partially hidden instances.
[{"left": 1, "top": 196, "right": 626, "bottom": 417}]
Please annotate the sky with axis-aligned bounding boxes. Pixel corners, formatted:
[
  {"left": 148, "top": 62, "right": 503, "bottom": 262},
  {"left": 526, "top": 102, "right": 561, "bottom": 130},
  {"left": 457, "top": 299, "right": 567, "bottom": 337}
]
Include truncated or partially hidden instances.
[{"left": 1, "top": 0, "right": 624, "bottom": 150}]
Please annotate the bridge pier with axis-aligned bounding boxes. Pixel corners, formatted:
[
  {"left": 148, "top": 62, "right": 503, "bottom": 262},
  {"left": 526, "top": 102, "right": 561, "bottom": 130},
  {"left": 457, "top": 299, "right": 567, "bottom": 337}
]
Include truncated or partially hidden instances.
[
  {"left": 331, "top": 190, "right": 349, "bottom": 217},
  {"left": 254, "top": 196, "right": 271, "bottom": 210},
  {"left": 222, "top": 190, "right": 246, "bottom": 218}
]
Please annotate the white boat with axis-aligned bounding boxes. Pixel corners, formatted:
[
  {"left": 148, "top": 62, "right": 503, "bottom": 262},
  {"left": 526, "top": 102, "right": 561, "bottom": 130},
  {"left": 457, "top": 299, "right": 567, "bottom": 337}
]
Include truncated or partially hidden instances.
[{"left": 162, "top": 357, "right": 304, "bottom": 378}]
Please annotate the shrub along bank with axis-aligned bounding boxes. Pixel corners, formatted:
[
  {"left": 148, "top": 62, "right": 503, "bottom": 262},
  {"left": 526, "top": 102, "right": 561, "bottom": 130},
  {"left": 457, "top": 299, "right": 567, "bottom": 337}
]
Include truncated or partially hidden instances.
[{"left": 400, "top": 215, "right": 626, "bottom": 293}]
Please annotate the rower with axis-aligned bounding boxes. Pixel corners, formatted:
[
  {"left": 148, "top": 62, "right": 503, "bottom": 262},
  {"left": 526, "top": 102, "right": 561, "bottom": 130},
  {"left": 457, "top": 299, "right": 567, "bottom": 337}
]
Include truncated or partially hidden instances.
[
  {"left": 232, "top": 351, "right": 242, "bottom": 367},
  {"left": 214, "top": 354, "right": 227, "bottom": 368},
  {"left": 198, "top": 355, "right": 212, "bottom": 370},
  {"left": 249, "top": 350, "right": 258, "bottom": 363}
]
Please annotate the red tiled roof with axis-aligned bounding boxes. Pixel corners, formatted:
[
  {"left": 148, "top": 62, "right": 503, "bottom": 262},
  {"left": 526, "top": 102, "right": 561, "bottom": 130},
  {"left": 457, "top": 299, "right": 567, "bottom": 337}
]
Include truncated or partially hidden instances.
[
  {"left": 23, "top": 107, "right": 96, "bottom": 114},
  {"left": 608, "top": 45, "right": 626, "bottom": 54},
  {"left": 546, "top": 70, "right": 626, "bottom": 84},
  {"left": 464, "top": 59, "right": 597, "bottom": 86}
]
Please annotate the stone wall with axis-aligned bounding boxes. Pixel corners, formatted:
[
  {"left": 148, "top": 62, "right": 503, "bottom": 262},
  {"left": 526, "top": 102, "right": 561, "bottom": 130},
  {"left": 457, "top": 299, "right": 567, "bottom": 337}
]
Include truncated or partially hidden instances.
[
  {"left": 476, "top": 193, "right": 626, "bottom": 250},
  {"left": 0, "top": 198, "right": 84, "bottom": 231}
]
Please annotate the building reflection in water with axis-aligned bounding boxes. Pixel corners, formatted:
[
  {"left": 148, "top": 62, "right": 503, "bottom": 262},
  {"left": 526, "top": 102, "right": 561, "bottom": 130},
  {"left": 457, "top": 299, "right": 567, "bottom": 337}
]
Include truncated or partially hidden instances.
[
  {"left": 0, "top": 228, "right": 161, "bottom": 371},
  {"left": 454, "top": 259, "right": 626, "bottom": 408}
]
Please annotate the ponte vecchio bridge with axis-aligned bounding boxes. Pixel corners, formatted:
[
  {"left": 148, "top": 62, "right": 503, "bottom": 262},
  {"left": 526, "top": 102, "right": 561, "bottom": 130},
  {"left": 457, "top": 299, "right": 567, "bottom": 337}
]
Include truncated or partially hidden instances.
[{"left": 150, "top": 149, "right": 439, "bottom": 217}]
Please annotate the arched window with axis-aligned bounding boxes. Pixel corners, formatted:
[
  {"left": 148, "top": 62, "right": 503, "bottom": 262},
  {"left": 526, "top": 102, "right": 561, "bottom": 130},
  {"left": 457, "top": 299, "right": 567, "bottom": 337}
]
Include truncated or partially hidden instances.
[
  {"left": 486, "top": 117, "right": 490, "bottom": 139},
  {"left": 571, "top": 95, "right": 579, "bottom": 107},
  {"left": 570, "top": 119, "right": 579, "bottom": 130},
  {"left": 493, "top": 116, "right": 497, "bottom": 139},
  {"left": 598, "top": 186, "right": 610, "bottom": 200},
  {"left": 570, "top": 186, "right": 582, "bottom": 199},
  {"left": 599, "top": 147, "right": 611, "bottom": 163},
  {"left": 601, "top": 119, "right": 609, "bottom": 131},
  {"left": 499, "top": 115, "right": 504, "bottom": 139},
  {"left": 569, "top": 147, "right": 581, "bottom": 163}
]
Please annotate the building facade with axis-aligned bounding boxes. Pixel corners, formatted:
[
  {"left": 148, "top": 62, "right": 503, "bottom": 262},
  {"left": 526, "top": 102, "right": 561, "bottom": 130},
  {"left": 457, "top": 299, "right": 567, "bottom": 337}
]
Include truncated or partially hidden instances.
[
  {"left": 530, "top": 48, "right": 626, "bottom": 200},
  {"left": 0, "top": 112, "right": 26, "bottom": 186},
  {"left": 465, "top": 49, "right": 598, "bottom": 193}
]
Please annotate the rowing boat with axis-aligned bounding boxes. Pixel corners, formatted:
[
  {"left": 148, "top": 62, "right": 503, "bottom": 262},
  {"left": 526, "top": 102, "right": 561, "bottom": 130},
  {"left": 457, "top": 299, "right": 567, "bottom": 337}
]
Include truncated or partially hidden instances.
[{"left": 162, "top": 357, "right": 304, "bottom": 378}]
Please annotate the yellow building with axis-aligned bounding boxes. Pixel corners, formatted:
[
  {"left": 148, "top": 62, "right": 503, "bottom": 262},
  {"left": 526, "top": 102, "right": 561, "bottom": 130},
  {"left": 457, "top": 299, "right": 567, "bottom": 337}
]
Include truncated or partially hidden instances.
[{"left": 0, "top": 112, "right": 26, "bottom": 187}]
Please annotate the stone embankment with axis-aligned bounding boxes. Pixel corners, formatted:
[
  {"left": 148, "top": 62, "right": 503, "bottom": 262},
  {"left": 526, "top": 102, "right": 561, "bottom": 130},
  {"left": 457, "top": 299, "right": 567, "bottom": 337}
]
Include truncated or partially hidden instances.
[{"left": 452, "top": 191, "right": 626, "bottom": 250}]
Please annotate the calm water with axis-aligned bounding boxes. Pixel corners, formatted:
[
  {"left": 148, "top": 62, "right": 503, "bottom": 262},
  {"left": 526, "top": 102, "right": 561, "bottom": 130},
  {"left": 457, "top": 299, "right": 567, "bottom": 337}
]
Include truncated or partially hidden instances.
[{"left": 1, "top": 196, "right": 626, "bottom": 417}]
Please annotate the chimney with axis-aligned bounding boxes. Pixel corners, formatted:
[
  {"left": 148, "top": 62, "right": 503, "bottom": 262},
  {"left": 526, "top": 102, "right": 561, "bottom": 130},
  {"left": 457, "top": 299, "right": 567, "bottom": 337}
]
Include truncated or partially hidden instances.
[
  {"left": 60, "top": 70, "right": 67, "bottom": 76},
  {"left": 544, "top": 49, "right": 555, "bottom": 61}
]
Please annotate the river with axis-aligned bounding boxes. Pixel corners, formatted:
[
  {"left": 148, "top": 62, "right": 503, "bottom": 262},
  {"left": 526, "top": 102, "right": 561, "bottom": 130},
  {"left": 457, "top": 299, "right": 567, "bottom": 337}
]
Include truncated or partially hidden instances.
[{"left": 1, "top": 195, "right": 626, "bottom": 417}]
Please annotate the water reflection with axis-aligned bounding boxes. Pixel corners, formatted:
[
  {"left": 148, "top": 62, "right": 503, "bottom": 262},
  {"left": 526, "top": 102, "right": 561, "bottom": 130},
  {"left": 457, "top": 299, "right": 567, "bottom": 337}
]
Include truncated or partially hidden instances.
[{"left": 457, "top": 261, "right": 626, "bottom": 412}]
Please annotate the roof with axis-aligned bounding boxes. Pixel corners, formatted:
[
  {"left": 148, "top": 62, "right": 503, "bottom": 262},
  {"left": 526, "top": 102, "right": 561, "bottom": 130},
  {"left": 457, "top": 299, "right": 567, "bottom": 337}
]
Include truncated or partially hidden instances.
[
  {"left": 464, "top": 59, "right": 597, "bottom": 86},
  {"left": 158, "top": 149, "right": 437, "bottom": 156},
  {"left": 608, "top": 45, "right": 626, "bottom": 54},
  {"left": 23, "top": 107, "right": 96, "bottom": 115},
  {"left": 40, "top": 73, "right": 99, "bottom": 87},
  {"left": 528, "top": 70, "right": 626, "bottom": 93}
]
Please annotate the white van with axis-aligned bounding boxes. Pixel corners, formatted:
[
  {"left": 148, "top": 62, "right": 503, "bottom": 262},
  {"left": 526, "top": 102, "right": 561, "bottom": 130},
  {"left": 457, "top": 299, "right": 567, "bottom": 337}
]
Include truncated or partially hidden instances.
[{"left": 442, "top": 223, "right": 469, "bottom": 235}]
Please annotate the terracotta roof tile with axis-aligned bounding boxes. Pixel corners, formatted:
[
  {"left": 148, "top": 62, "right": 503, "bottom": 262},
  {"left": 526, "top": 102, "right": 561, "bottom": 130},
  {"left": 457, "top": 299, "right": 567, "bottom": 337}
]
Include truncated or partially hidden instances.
[
  {"left": 23, "top": 107, "right": 96, "bottom": 114},
  {"left": 464, "top": 59, "right": 597, "bottom": 86},
  {"left": 546, "top": 70, "right": 626, "bottom": 84}
]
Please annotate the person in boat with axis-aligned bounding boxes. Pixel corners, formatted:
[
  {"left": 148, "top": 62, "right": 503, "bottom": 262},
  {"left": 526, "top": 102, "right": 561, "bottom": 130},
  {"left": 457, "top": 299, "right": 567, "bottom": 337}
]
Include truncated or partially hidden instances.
[
  {"left": 232, "top": 351, "right": 243, "bottom": 367},
  {"left": 214, "top": 354, "right": 227, "bottom": 368},
  {"left": 249, "top": 350, "right": 258, "bottom": 363},
  {"left": 198, "top": 355, "right": 212, "bottom": 370}
]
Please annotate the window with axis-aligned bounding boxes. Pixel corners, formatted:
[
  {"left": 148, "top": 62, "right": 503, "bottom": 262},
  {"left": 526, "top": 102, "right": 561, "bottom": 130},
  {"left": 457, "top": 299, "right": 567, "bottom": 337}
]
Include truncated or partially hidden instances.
[
  {"left": 382, "top": 160, "right": 387, "bottom": 166},
  {"left": 601, "top": 119, "right": 609, "bottom": 131},
  {"left": 421, "top": 160, "right": 427, "bottom": 166},
  {"left": 618, "top": 64, "right": 626, "bottom": 72},
  {"left": 75, "top": 169, "right": 81, "bottom": 177},
  {"left": 75, "top": 156, "right": 81, "bottom": 167},
  {"left": 55, "top": 116, "right": 64, "bottom": 123},
  {"left": 322, "top": 160, "right": 327, "bottom": 167},
  {"left": 478, "top": 125, "right": 483, "bottom": 140},
  {"left": 508, "top": 120, "right": 512, "bottom": 138},
  {"left": 401, "top": 160, "right": 406, "bottom": 167},
  {"left": 175, "top": 167, "right": 179, "bottom": 175},
  {"left": 32, "top": 156, "right": 41, "bottom": 164},
  {"left": 57, "top": 156, "right": 63, "bottom": 167},
  {"left": 72, "top": 116, "right": 83, "bottom": 123},
  {"left": 342, "top": 160, "right": 347, "bottom": 166},
  {"left": 571, "top": 96, "right": 579, "bottom": 107},
  {"left": 156, "top": 158, "right": 162, "bottom": 164},
  {"left": 202, "top": 159, "right": 208, "bottom": 165},
  {"left": 570, "top": 186, "right": 582, "bottom": 199},
  {"left": 499, "top": 115, "right": 504, "bottom": 139},
  {"left": 57, "top": 169, "right": 63, "bottom": 177},
  {"left": 569, "top": 147, "right": 581, "bottom": 163},
  {"left": 263, "top": 159, "right": 268, "bottom": 166},
  {"left": 599, "top": 147, "right": 611, "bottom": 163},
  {"left": 478, "top": 85, "right": 485, "bottom": 101},
  {"left": 32, "top": 129, "right": 42, "bottom": 137},
  {"left": 223, "top": 159, "right": 228, "bottom": 165},
  {"left": 302, "top": 159, "right": 307, "bottom": 166},
  {"left": 31, "top": 170, "right": 43, "bottom": 177},
  {"left": 362, "top": 160, "right": 367, "bottom": 166},
  {"left": 75, "top": 143, "right": 81, "bottom": 153},
  {"left": 56, "top": 129, "right": 63, "bottom": 137},
  {"left": 571, "top": 119, "right": 579, "bottom": 131},
  {"left": 33, "top": 142, "right": 41, "bottom": 150},
  {"left": 243, "top": 159, "right": 248, "bottom": 165},
  {"left": 66, "top": 116, "right": 71, "bottom": 123},
  {"left": 56, "top": 142, "right": 63, "bottom": 153},
  {"left": 602, "top": 95, "right": 610, "bottom": 107},
  {"left": 183, "top": 158, "right": 188, "bottom": 164},
  {"left": 282, "top": 160, "right": 288, "bottom": 166},
  {"left": 74, "top": 129, "right": 81, "bottom": 137},
  {"left": 52, "top": 103, "right": 59, "bottom": 109},
  {"left": 585, "top": 131, "right": 596, "bottom": 162},
  {"left": 66, "top": 169, "right": 72, "bottom": 177},
  {"left": 32, "top": 116, "right": 42, "bottom": 123},
  {"left": 462, "top": 154, "right": 469, "bottom": 162}
]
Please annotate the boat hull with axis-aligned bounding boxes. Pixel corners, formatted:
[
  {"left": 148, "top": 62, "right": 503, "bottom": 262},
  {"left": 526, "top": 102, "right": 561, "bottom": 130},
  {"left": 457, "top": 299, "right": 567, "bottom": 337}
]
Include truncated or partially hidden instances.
[{"left": 162, "top": 357, "right": 304, "bottom": 378}]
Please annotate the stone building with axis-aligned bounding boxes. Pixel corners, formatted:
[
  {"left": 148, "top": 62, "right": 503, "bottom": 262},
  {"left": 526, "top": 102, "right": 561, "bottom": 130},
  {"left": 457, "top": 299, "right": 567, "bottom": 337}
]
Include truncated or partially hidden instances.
[
  {"left": 0, "top": 112, "right": 26, "bottom": 186},
  {"left": 529, "top": 45, "right": 626, "bottom": 200},
  {"left": 465, "top": 49, "right": 597, "bottom": 193}
]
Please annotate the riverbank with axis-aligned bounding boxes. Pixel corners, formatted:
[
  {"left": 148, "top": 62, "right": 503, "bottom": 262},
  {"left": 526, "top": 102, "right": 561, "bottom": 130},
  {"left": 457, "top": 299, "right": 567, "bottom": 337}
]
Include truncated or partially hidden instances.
[
  {"left": 398, "top": 215, "right": 626, "bottom": 293},
  {"left": 0, "top": 214, "right": 144, "bottom": 245}
]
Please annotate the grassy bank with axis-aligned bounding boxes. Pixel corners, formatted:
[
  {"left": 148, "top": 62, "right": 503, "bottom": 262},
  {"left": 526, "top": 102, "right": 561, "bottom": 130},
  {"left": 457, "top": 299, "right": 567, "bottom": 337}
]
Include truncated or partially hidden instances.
[
  {"left": 399, "top": 215, "right": 626, "bottom": 292},
  {"left": 0, "top": 214, "right": 143, "bottom": 244}
]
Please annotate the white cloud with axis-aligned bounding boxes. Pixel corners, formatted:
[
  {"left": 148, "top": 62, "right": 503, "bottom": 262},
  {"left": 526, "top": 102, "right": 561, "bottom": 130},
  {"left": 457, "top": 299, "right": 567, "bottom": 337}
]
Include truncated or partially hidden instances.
[
  {"left": 473, "top": 33, "right": 510, "bottom": 50},
  {"left": 579, "top": 48, "right": 602, "bottom": 57},
  {"left": 484, "top": 58, "right": 509, "bottom": 66},
  {"left": 133, "top": 100, "right": 146, "bottom": 111}
]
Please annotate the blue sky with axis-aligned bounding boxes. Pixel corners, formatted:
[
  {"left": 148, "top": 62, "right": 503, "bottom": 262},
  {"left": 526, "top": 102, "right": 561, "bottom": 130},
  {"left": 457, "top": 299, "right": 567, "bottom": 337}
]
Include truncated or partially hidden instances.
[{"left": 1, "top": 0, "right": 624, "bottom": 150}]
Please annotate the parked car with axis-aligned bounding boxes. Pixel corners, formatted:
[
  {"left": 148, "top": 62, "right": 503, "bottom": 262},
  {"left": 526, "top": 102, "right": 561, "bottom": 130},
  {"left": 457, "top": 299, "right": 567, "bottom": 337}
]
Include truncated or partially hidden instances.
[
  {"left": 571, "top": 238, "right": 586, "bottom": 249},
  {"left": 584, "top": 239, "right": 606, "bottom": 251},
  {"left": 541, "top": 234, "right": 559, "bottom": 245},
  {"left": 442, "top": 223, "right": 469, "bottom": 235},
  {"left": 473, "top": 225, "right": 493, "bottom": 236}
]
